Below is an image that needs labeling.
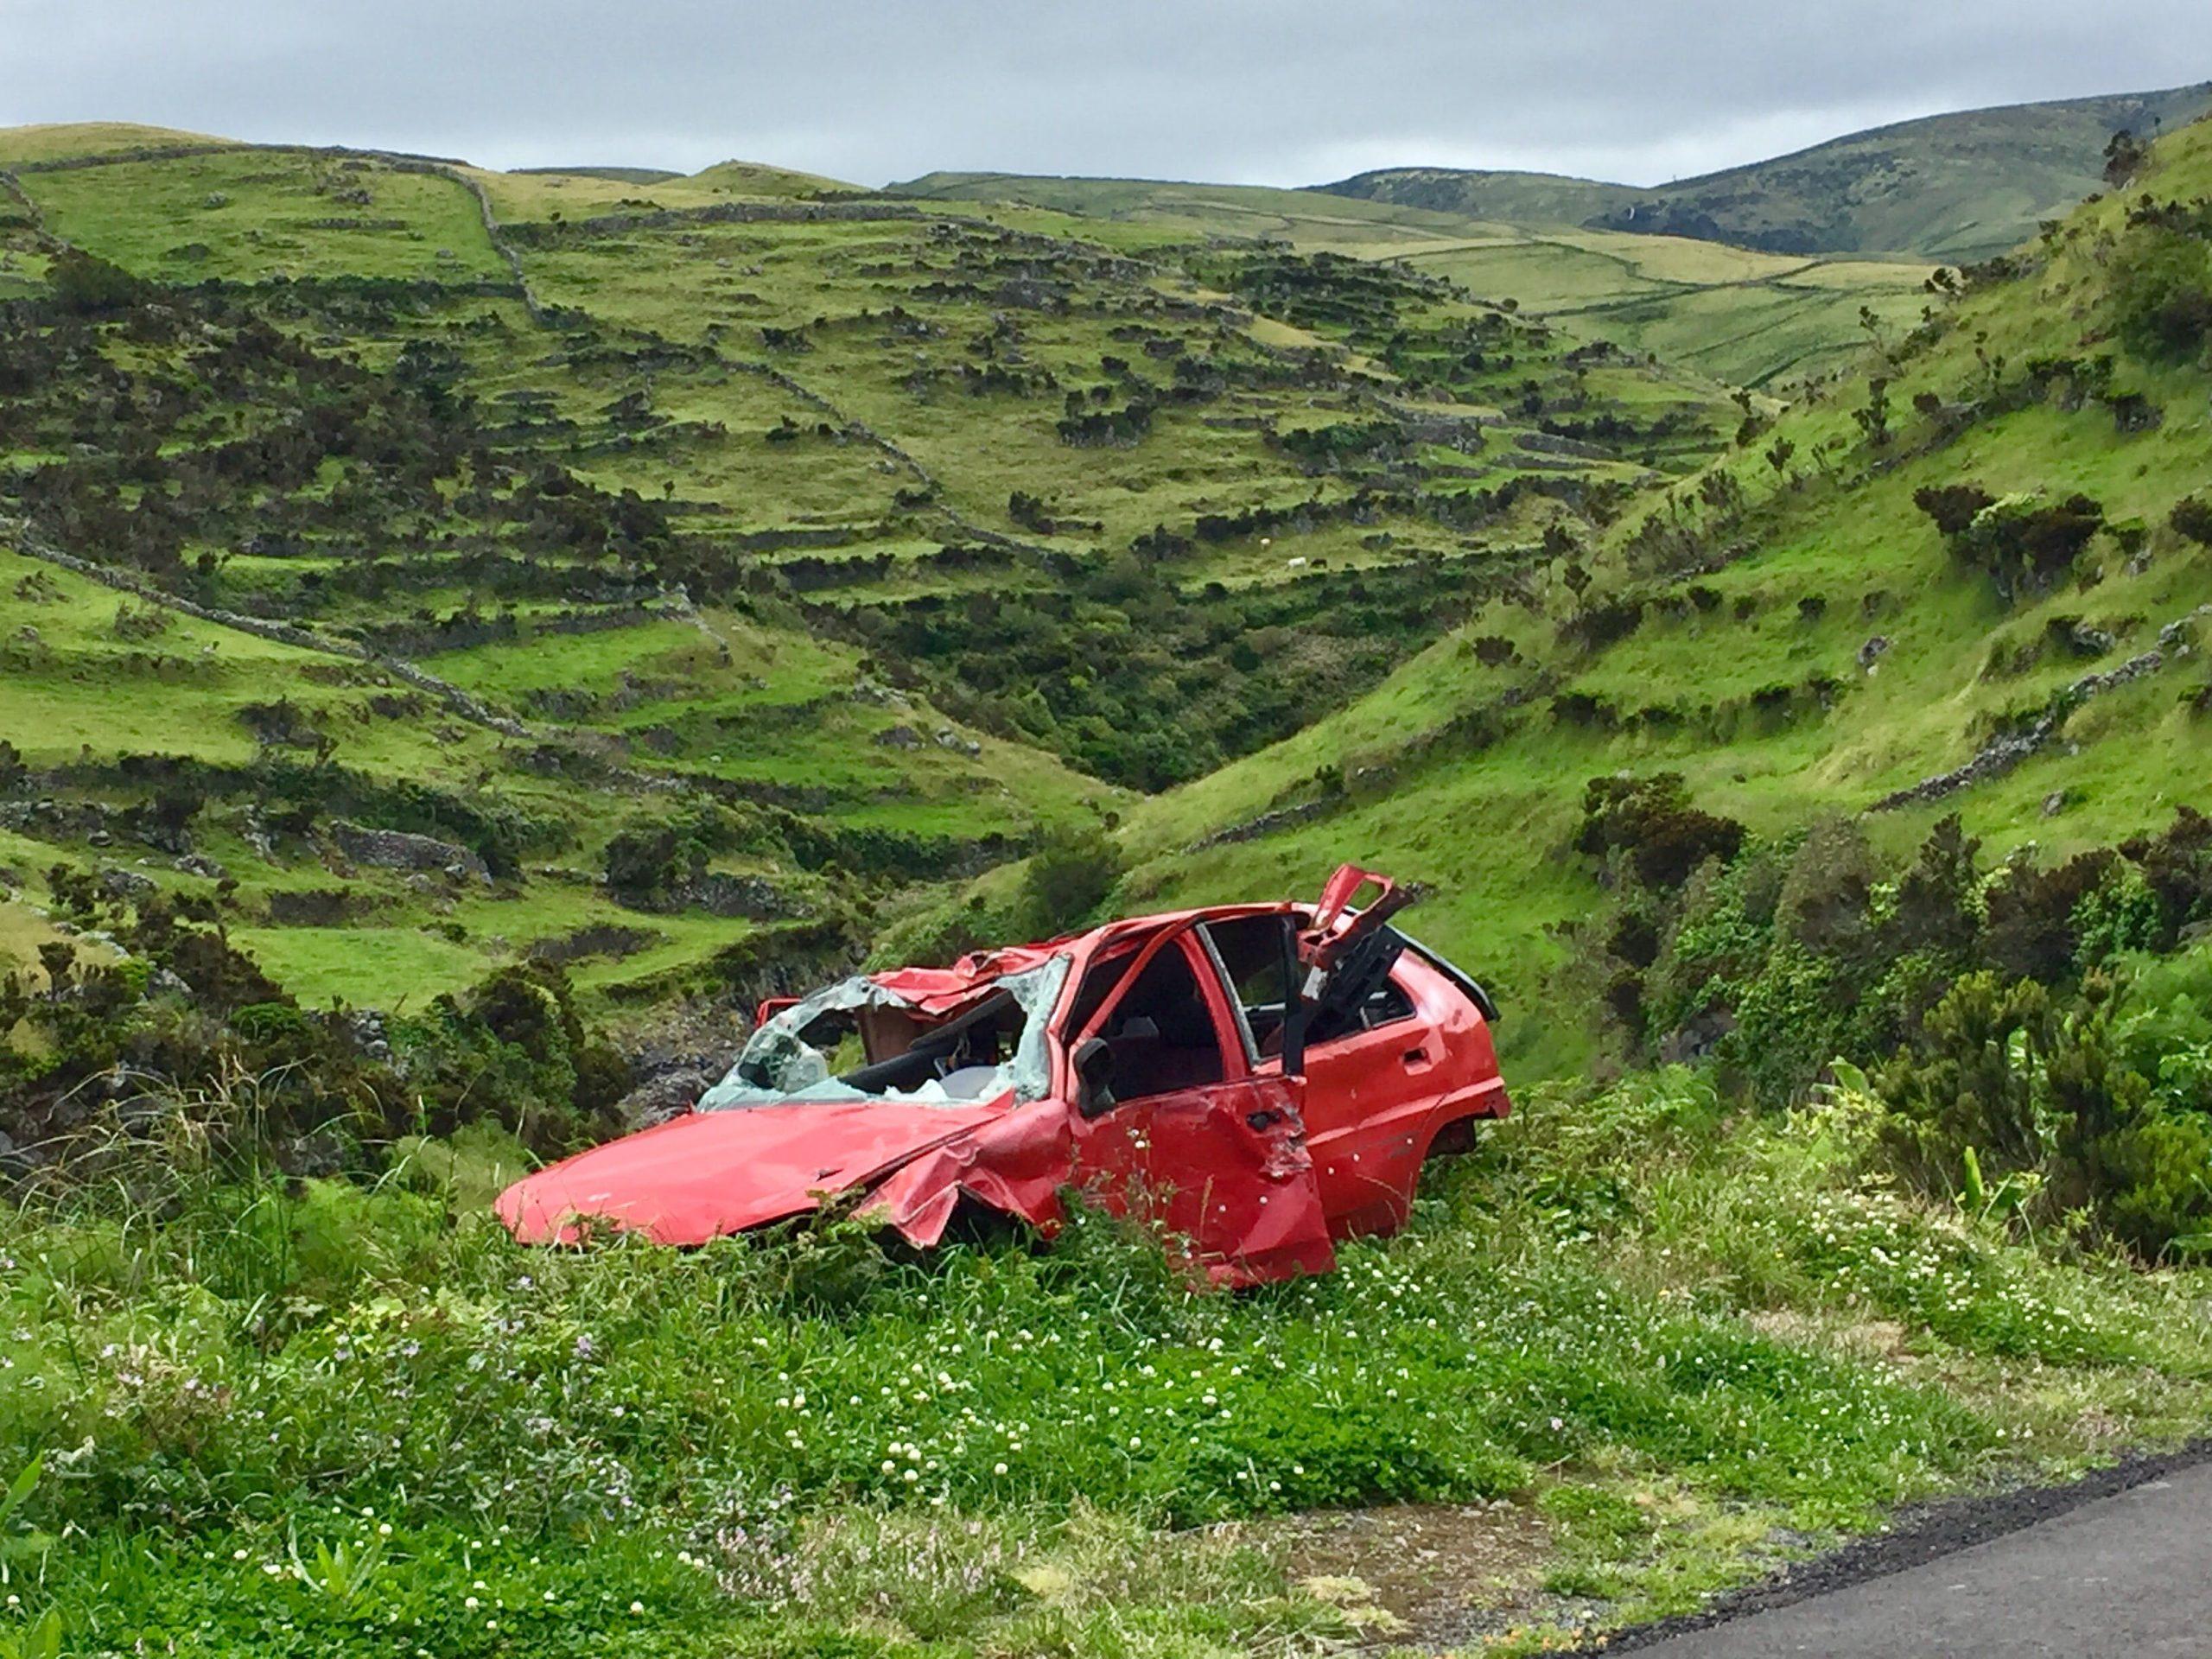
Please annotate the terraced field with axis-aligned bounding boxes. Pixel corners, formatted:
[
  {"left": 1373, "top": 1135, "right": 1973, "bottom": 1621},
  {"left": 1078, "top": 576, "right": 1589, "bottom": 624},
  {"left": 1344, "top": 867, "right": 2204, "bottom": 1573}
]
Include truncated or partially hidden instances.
[
  {"left": 893, "top": 172, "right": 1936, "bottom": 387},
  {"left": 0, "top": 126, "right": 1743, "bottom": 1008}
]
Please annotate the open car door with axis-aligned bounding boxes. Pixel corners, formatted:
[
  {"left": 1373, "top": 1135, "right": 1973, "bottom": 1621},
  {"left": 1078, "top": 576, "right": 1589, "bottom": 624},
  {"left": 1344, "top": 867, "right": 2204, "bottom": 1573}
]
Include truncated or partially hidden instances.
[
  {"left": 1297, "top": 864, "right": 1419, "bottom": 1043},
  {"left": 1065, "top": 915, "right": 1335, "bottom": 1286}
]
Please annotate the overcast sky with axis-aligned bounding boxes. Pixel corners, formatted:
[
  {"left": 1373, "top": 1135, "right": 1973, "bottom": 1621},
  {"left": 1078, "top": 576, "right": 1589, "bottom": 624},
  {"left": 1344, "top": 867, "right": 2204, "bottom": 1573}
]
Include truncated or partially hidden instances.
[{"left": 4, "top": 1, "right": 2206, "bottom": 188}]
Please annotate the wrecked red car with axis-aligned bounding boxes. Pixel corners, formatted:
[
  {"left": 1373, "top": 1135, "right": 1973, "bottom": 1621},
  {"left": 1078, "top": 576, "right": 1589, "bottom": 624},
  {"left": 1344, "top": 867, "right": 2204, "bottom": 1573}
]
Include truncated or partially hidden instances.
[{"left": 497, "top": 865, "right": 1509, "bottom": 1284}]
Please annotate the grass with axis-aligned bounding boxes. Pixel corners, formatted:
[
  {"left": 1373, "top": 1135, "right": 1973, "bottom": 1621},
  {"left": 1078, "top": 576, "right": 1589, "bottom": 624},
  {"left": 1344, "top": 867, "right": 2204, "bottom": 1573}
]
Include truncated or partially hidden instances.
[
  {"left": 1103, "top": 113, "right": 2212, "bottom": 1081},
  {"left": 20, "top": 149, "right": 509, "bottom": 283},
  {"left": 6, "top": 1065, "right": 2209, "bottom": 1656}
]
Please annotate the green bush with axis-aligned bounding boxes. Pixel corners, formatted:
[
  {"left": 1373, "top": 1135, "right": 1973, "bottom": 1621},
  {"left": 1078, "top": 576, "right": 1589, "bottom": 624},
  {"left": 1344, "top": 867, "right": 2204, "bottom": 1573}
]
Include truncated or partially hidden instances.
[
  {"left": 2109, "top": 227, "right": 2212, "bottom": 361},
  {"left": 1872, "top": 968, "right": 2212, "bottom": 1255},
  {"left": 1017, "top": 822, "right": 1124, "bottom": 938}
]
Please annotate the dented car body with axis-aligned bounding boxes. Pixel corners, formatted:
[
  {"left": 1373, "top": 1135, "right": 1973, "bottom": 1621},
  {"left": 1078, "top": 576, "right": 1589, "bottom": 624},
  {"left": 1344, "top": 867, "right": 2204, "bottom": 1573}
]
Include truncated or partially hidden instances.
[{"left": 496, "top": 866, "right": 1509, "bottom": 1284}]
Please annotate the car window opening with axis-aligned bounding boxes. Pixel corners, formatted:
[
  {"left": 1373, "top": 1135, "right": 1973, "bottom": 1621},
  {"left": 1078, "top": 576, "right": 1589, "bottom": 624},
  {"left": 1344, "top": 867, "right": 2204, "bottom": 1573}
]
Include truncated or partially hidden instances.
[
  {"left": 697, "top": 956, "right": 1070, "bottom": 1110},
  {"left": 1071, "top": 935, "right": 1226, "bottom": 1105},
  {"left": 1200, "top": 914, "right": 1296, "bottom": 1058}
]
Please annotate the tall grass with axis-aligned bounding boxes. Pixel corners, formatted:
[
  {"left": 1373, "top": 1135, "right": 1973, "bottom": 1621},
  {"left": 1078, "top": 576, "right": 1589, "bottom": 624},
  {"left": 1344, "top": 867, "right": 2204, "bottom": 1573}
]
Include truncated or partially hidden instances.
[{"left": 4, "top": 1065, "right": 2210, "bottom": 1655}]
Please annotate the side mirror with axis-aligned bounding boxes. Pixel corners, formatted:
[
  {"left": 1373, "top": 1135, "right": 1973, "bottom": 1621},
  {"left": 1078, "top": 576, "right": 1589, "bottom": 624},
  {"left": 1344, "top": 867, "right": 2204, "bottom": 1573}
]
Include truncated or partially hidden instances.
[{"left": 1072, "top": 1035, "right": 1116, "bottom": 1120}]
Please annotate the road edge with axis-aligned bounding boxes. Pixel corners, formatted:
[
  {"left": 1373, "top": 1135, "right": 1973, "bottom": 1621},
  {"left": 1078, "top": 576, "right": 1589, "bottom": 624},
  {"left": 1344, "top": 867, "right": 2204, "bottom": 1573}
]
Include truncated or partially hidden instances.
[{"left": 1562, "top": 1435, "right": 2212, "bottom": 1655}]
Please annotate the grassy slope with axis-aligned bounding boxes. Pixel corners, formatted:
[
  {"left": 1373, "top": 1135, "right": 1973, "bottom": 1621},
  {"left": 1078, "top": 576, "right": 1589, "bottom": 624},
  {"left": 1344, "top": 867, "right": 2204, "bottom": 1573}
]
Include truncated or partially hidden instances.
[
  {"left": 0, "top": 122, "right": 241, "bottom": 163},
  {"left": 1325, "top": 82, "right": 2212, "bottom": 260},
  {"left": 0, "top": 125, "right": 1732, "bottom": 1009},
  {"left": 893, "top": 172, "right": 1933, "bottom": 388},
  {"left": 1113, "top": 118, "right": 2212, "bottom": 1081}
]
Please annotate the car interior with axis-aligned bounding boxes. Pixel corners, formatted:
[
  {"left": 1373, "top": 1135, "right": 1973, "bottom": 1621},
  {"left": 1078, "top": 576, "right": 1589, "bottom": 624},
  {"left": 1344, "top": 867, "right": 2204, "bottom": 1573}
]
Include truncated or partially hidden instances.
[
  {"left": 1204, "top": 913, "right": 1414, "bottom": 1053},
  {"left": 807, "top": 990, "right": 1027, "bottom": 1099},
  {"left": 1065, "top": 935, "right": 1228, "bottom": 1104}
]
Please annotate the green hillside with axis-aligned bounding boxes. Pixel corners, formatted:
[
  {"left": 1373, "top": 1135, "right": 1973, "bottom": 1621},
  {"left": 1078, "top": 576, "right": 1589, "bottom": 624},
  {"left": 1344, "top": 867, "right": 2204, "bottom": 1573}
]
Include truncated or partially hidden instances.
[
  {"left": 0, "top": 124, "right": 1744, "bottom": 1013},
  {"left": 1109, "top": 112, "right": 2212, "bottom": 1081},
  {"left": 891, "top": 170, "right": 1935, "bottom": 387},
  {"left": 9, "top": 105, "right": 2212, "bottom": 1659},
  {"left": 1325, "top": 82, "right": 2212, "bottom": 259}
]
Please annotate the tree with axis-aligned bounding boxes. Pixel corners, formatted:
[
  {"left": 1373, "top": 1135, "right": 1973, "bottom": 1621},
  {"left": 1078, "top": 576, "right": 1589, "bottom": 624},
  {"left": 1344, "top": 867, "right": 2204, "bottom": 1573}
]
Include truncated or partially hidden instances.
[
  {"left": 47, "top": 247, "right": 144, "bottom": 315},
  {"left": 2103, "top": 127, "right": 2152, "bottom": 188},
  {"left": 2109, "top": 228, "right": 2212, "bottom": 361},
  {"left": 1852, "top": 377, "right": 1892, "bottom": 448}
]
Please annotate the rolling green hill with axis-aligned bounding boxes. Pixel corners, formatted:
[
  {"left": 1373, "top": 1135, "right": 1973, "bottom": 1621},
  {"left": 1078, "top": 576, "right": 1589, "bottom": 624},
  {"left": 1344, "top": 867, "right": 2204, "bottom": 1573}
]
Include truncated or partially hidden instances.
[
  {"left": 0, "top": 123, "right": 1745, "bottom": 1011},
  {"left": 1102, "top": 111, "right": 2212, "bottom": 1080},
  {"left": 888, "top": 171, "right": 1935, "bottom": 388},
  {"left": 1324, "top": 82, "right": 2212, "bottom": 260}
]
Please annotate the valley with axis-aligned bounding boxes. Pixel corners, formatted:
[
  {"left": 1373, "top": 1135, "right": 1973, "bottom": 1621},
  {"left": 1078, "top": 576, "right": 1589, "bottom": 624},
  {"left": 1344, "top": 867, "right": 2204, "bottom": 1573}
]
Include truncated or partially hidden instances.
[{"left": 4, "top": 80, "right": 2212, "bottom": 1659}]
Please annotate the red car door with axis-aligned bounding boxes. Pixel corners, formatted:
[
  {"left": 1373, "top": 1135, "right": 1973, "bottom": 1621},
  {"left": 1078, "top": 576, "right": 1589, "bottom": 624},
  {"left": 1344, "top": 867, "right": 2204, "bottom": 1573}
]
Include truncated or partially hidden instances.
[
  {"left": 1065, "top": 922, "right": 1335, "bottom": 1286},
  {"left": 1298, "top": 961, "right": 1441, "bottom": 1237}
]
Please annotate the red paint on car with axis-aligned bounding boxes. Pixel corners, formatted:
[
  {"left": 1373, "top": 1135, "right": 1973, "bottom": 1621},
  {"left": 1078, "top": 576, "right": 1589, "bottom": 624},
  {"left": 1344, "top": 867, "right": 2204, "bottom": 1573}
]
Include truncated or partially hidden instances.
[{"left": 497, "top": 865, "right": 1510, "bottom": 1284}]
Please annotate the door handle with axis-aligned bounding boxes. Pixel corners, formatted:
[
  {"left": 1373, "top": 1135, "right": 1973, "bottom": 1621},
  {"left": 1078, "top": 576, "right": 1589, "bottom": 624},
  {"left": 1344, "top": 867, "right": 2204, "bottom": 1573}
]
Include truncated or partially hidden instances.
[
  {"left": 1246, "top": 1109, "right": 1285, "bottom": 1130},
  {"left": 1402, "top": 1046, "right": 1431, "bottom": 1067}
]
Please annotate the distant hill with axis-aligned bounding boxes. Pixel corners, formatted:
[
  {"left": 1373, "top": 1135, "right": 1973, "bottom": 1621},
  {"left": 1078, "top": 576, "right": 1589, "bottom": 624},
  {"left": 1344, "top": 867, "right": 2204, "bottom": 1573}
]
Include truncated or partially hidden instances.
[
  {"left": 687, "top": 157, "right": 858, "bottom": 197},
  {"left": 512, "top": 165, "right": 681, "bottom": 184},
  {"left": 0, "top": 120, "right": 242, "bottom": 164},
  {"left": 1321, "top": 82, "right": 2212, "bottom": 259}
]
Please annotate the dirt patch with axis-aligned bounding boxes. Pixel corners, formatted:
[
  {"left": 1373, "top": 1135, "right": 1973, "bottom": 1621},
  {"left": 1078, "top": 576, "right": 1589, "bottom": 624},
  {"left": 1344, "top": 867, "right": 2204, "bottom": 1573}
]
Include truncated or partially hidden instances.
[{"left": 1258, "top": 1500, "right": 1555, "bottom": 1650}]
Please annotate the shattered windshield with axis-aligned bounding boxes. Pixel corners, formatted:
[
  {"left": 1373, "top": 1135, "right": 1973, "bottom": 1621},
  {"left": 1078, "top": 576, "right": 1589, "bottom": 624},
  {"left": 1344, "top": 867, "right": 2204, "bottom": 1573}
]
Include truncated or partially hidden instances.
[{"left": 696, "top": 955, "right": 1071, "bottom": 1112}]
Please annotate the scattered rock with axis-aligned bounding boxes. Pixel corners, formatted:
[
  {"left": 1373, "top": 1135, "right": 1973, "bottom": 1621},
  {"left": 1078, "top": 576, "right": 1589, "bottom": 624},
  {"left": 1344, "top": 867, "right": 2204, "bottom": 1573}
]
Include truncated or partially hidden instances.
[
  {"left": 616, "top": 1066, "right": 714, "bottom": 1131},
  {"left": 347, "top": 1011, "right": 391, "bottom": 1065},
  {"left": 1858, "top": 635, "right": 1891, "bottom": 671},
  {"left": 329, "top": 820, "right": 491, "bottom": 884},
  {"left": 874, "top": 724, "right": 924, "bottom": 749},
  {"left": 98, "top": 866, "right": 157, "bottom": 902}
]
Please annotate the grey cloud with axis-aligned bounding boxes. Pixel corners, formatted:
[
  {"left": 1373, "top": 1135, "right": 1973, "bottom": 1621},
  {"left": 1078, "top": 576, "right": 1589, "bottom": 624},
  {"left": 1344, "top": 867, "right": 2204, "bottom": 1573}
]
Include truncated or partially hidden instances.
[{"left": 3, "top": 0, "right": 2204, "bottom": 187}]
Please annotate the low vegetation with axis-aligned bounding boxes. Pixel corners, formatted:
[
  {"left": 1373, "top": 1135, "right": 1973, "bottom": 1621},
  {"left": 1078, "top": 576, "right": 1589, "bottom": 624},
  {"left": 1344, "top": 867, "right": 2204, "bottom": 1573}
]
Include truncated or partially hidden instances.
[
  {"left": 8, "top": 1045, "right": 2211, "bottom": 1656},
  {"left": 5, "top": 97, "right": 2212, "bottom": 1659}
]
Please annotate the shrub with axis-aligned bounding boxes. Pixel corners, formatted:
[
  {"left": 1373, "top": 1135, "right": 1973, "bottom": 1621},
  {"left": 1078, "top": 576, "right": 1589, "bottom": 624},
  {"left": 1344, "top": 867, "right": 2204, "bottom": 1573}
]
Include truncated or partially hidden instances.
[
  {"left": 2170, "top": 493, "right": 2212, "bottom": 549},
  {"left": 1018, "top": 823, "right": 1124, "bottom": 938},
  {"left": 46, "top": 247, "right": 145, "bottom": 315},
  {"left": 2110, "top": 228, "right": 2212, "bottom": 361},
  {"left": 1873, "top": 968, "right": 2212, "bottom": 1255},
  {"left": 1577, "top": 772, "right": 1745, "bottom": 891},
  {"left": 1913, "top": 483, "right": 1996, "bottom": 538},
  {"left": 1936, "top": 491, "right": 2105, "bottom": 601}
]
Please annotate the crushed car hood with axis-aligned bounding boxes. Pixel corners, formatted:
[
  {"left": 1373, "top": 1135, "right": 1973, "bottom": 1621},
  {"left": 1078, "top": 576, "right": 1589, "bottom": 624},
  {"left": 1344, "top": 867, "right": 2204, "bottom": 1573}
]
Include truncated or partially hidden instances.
[{"left": 495, "top": 1097, "right": 1007, "bottom": 1246}]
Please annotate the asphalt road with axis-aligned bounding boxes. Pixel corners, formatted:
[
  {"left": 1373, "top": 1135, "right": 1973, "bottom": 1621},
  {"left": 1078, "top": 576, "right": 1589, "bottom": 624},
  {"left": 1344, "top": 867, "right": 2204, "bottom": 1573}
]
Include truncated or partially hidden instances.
[{"left": 1632, "top": 1459, "right": 2212, "bottom": 1657}]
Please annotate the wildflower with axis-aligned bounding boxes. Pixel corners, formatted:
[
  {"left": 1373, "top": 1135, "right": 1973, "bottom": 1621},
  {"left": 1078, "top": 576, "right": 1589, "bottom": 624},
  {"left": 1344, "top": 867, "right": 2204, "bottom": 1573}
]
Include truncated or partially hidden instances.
[
  {"left": 465, "top": 1597, "right": 480, "bottom": 1611},
  {"left": 630, "top": 1601, "right": 645, "bottom": 1615}
]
